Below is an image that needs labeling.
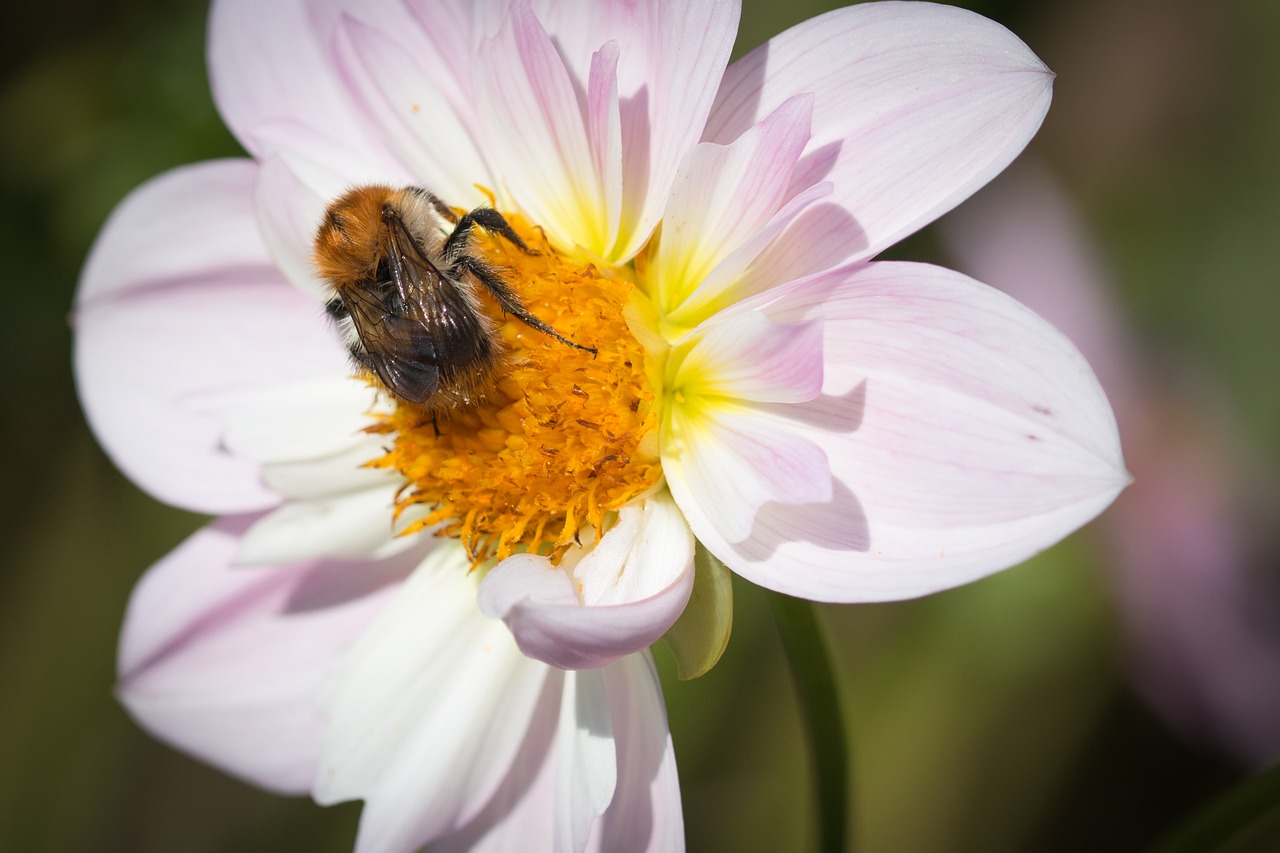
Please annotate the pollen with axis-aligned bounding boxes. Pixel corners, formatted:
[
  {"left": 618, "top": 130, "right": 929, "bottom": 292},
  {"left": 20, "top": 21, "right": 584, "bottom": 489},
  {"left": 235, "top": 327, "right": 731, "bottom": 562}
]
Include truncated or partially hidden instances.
[{"left": 367, "top": 216, "right": 662, "bottom": 565}]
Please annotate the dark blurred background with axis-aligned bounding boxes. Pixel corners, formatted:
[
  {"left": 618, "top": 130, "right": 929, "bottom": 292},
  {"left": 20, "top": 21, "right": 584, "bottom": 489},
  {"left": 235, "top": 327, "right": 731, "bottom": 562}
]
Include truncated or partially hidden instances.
[{"left": 3, "top": 0, "right": 1278, "bottom": 850}]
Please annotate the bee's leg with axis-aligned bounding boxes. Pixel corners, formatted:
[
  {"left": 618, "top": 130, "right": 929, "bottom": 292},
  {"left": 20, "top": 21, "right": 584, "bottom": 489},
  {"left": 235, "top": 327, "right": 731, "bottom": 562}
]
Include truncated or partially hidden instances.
[
  {"left": 443, "top": 208, "right": 534, "bottom": 260},
  {"left": 456, "top": 256, "right": 597, "bottom": 355},
  {"left": 407, "top": 186, "right": 458, "bottom": 223}
]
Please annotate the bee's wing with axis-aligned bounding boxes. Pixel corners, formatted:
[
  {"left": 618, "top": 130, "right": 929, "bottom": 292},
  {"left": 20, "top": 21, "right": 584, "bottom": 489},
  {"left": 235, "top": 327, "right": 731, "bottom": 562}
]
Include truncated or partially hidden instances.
[
  {"left": 338, "top": 283, "right": 441, "bottom": 403},
  {"left": 386, "top": 222, "right": 493, "bottom": 377}
]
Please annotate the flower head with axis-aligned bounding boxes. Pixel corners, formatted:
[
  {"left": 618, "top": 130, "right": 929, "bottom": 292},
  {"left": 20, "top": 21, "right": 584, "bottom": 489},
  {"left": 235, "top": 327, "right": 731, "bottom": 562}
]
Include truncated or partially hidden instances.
[{"left": 75, "top": 1, "right": 1126, "bottom": 849}]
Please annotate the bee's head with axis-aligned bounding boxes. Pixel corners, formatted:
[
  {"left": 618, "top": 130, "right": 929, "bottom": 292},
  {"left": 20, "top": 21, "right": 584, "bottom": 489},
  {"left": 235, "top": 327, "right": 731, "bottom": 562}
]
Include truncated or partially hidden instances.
[{"left": 313, "top": 185, "right": 398, "bottom": 285}]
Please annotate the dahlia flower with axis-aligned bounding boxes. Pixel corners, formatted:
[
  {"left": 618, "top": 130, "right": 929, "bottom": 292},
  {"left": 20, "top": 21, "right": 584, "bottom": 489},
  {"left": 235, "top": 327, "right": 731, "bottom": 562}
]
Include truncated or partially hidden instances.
[{"left": 74, "top": 0, "right": 1126, "bottom": 849}]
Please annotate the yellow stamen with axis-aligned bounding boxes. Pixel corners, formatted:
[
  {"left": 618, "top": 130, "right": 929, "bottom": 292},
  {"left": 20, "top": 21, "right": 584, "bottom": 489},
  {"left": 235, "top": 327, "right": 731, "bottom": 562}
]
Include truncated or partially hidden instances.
[{"left": 367, "top": 215, "right": 662, "bottom": 566}]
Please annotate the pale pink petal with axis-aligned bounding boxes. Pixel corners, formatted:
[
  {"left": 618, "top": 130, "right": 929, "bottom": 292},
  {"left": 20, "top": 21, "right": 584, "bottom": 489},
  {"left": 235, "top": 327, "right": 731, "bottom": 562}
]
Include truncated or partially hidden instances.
[
  {"left": 208, "top": 0, "right": 396, "bottom": 172},
  {"left": 249, "top": 118, "right": 414, "bottom": 202},
  {"left": 677, "top": 310, "right": 823, "bottom": 404},
  {"left": 252, "top": 154, "right": 331, "bottom": 300},
  {"left": 592, "top": 653, "right": 684, "bottom": 852},
  {"left": 478, "top": 496, "right": 695, "bottom": 670},
  {"left": 74, "top": 161, "right": 348, "bottom": 514},
  {"left": 332, "top": 14, "right": 495, "bottom": 205},
  {"left": 317, "top": 545, "right": 552, "bottom": 851},
  {"left": 529, "top": 0, "right": 741, "bottom": 261},
  {"left": 652, "top": 94, "right": 812, "bottom": 321},
  {"left": 474, "top": 0, "right": 602, "bottom": 250},
  {"left": 663, "top": 404, "right": 832, "bottom": 544},
  {"left": 705, "top": 2, "right": 1052, "bottom": 267},
  {"left": 669, "top": 261, "right": 1127, "bottom": 602},
  {"left": 555, "top": 670, "right": 617, "bottom": 852},
  {"left": 118, "top": 516, "right": 411, "bottom": 794}
]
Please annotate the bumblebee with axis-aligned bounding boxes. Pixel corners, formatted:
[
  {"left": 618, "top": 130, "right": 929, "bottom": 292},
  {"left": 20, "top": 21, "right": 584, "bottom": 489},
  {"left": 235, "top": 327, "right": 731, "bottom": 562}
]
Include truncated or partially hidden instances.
[{"left": 313, "top": 185, "right": 593, "bottom": 409}]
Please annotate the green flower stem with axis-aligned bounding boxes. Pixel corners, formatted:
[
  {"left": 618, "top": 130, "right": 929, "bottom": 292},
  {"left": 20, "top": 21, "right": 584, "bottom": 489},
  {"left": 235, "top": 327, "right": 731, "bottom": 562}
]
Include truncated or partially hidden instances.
[
  {"left": 770, "top": 593, "right": 850, "bottom": 853},
  {"left": 1149, "top": 761, "right": 1280, "bottom": 853}
]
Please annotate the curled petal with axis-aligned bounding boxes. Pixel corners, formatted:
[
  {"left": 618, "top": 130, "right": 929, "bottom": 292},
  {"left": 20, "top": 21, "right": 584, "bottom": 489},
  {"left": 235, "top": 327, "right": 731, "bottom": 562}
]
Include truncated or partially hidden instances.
[
  {"left": 318, "top": 544, "right": 552, "bottom": 852},
  {"left": 74, "top": 161, "right": 347, "bottom": 514},
  {"left": 672, "top": 261, "right": 1128, "bottom": 602},
  {"left": 478, "top": 495, "right": 695, "bottom": 670},
  {"left": 705, "top": 1, "right": 1053, "bottom": 268},
  {"left": 117, "top": 516, "right": 411, "bottom": 794}
]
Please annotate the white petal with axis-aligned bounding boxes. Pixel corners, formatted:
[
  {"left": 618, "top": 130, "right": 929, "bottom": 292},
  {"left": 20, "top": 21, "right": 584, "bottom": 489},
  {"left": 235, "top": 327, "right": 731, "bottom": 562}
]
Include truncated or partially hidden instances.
[
  {"left": 555, "top": 670, "right": 617, "bottom": 853},
  {"left": 318, "top": 544, "right": 552, "bottom": 851},
  {"left": 235, "top": 482, "right": 422, "bottom": 566}
]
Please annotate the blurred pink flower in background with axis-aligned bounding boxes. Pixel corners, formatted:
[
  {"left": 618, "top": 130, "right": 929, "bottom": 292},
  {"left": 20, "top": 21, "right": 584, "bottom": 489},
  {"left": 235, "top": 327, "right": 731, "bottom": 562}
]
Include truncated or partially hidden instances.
[
  {"left": 944, "top": 161, "right": 1280, "bottom": 765},
  {"left": 73, "top": 1, "right": 1130, "bottom": 850}
]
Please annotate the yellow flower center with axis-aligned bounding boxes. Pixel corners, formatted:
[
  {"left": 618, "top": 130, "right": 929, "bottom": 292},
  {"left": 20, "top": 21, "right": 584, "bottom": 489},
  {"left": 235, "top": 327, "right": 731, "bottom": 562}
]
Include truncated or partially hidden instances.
[{"left": 367, "top": 216, "right": 662, "bottom": 565}]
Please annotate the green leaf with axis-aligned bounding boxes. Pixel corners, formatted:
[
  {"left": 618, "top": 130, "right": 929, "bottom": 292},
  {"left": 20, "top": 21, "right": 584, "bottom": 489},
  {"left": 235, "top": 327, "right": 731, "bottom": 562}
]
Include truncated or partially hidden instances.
[{"left": 662, "top": 542, "right": 733, "bottom": 680}]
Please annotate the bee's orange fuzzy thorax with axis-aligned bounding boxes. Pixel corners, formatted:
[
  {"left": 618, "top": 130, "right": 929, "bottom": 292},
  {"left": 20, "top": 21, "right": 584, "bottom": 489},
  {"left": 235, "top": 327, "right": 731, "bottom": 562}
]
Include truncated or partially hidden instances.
[{"left": 366, "top": 216, "right": 661, "bottom": 566}]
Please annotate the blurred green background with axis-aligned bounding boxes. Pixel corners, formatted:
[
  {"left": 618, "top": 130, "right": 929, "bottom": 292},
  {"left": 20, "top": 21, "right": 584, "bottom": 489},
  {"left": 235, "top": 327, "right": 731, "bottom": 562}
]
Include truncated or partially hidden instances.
[{"left": 2, "top": 0, "right": 1278, "bottom": 850}]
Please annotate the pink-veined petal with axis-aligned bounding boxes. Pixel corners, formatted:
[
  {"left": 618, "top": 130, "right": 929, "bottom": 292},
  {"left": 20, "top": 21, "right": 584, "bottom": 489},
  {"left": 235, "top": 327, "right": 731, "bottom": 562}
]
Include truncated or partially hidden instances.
[
  {"left": 117, "top": 516, "right": 412, "bottom": 794},
  {"left": 677, "top": 310, "right": 824, "bottom": 404},
  {"left": 653, "top": 94, "right": 812, "bottom": 322},
  {"left": 663, "top": 403, "right": 832, "bottom": 544},
  {"left": 318, "top": 544, "right": 552, "bottom": 852},
  {"left": 474, "top": 0, "right": 602, "bottom": 251},
  {"left": 478, "top": 495, "right": 695, "bottom": 670},
  {"left": 528, "top": 0, "right": 741, "bottom": 261},
  {"left": 74, "top": 161, "right": 348, "bottom": 514},
  {"left": 705, "top": 1, "right": 1052, "bottom": 267},
  {"left": 672, "top": 261, "right": 1127, "bottom": 602}
]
